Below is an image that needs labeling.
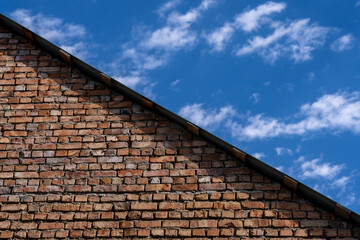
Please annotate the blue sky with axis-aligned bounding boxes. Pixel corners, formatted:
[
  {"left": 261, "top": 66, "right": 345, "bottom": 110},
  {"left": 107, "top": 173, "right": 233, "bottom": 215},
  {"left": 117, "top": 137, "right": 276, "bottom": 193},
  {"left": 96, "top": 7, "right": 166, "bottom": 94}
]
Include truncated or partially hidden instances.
[{"left": 2, "top": 0, "right": 360, "bottom": 212}]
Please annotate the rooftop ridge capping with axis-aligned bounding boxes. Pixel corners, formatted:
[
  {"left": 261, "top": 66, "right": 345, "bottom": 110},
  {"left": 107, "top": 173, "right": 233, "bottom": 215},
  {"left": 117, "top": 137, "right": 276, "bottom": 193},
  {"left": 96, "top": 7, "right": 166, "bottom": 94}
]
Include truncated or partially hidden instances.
[{"left": 1, "top": 12, "right": 359, "bottom": 226}]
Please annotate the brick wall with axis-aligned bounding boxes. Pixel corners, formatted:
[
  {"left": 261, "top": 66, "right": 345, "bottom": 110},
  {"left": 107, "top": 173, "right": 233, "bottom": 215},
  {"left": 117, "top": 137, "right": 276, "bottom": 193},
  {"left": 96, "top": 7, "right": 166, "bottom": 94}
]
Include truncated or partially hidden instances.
[{"left": 0, "top": 25, "right": 359, "bottom": 239}]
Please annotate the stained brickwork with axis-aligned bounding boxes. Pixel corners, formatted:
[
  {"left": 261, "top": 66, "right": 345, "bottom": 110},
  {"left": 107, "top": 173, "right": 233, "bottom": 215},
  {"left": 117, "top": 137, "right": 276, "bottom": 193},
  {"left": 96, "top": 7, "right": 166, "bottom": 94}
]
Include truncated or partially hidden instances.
[{"left": 0, "top": 25, "right": 360, "bottom": 239}]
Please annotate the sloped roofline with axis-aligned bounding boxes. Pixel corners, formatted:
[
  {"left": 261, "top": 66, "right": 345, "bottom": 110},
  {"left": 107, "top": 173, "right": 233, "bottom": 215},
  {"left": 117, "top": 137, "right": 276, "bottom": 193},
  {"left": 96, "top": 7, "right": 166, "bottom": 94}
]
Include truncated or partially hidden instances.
[{"left": 1, "top": 13, "right": 359, "bottom": 226}]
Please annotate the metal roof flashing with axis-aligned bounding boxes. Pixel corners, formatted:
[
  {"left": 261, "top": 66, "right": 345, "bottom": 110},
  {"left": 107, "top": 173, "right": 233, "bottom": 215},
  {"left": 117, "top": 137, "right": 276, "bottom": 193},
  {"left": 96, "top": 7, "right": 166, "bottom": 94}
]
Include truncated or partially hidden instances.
[{"left": 1, "top": 13, "right": 359, "bottom": 226}]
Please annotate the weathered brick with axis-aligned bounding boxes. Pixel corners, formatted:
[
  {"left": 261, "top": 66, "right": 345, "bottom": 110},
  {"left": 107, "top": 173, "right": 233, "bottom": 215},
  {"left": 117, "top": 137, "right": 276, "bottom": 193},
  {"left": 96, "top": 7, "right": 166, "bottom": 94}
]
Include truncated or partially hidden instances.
[
  {"left": 11, "top": 222, "right": 37, "bottom": 230},
  {"left": 163, "top": 220, "right": 189, "bottom": 228},
  {"left": 38, "top": 222, "right": 64, "bottom": 230},
  {"left": 190, "top": 220, "right": 217, "bottom": 228},
  {"left": 131, "top": 203, "right": 157, "bottom": 210},
  {"left": 159, "top": 202, "right": 185, "bottom": 210},
  {"left": 14, "top": 172, "right": 39, "bottom": 178},
  {"left": 93, "top": 221, "right": 119, "bottom": 229},
  {"left": 0, "top": 24, "right": 356, "bottom": 240},
  {"left": 1, "top": 204, "right": 27, "bottom": 212}
]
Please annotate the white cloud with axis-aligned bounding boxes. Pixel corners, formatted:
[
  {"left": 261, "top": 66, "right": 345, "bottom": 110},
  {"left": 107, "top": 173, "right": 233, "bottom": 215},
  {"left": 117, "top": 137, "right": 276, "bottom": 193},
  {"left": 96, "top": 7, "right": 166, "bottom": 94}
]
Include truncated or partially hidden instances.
[
  {"left": 179, "top": 103, "right": 236, "bottom": 129},
  {"left": 156, "top": 0, "right": 182, "bottom": 17},
  {"left": 249, "top": 93, "right": 260, "bottom": 103},
  {"left": 253, "top": 152, "right": 265, "bottom": 159},
  {"left": 143, "top": 26, "right": 196, "bottom": 50},
  {"left": 234, "top": 1, "right": 286, "bottom": 32},
  {"left": 356, "top": 1, "right": 360, "bottom": 7},
  {"left": 236, "top": 19, "right": 330, "bottom": 63},
  {"left": 330, "top": 34, "right": 354, "bottom": 52},
  {"left": 205, "top": 23, "right": 235, "bottom": 52},
  {"left": 206, "top": 1, "right": 285, "bottom": 51},
  {"left": 292, "top": 156, "right": 356, "bottom": 206},
  {"left": 144, "top": 0, "right": 215, "bottom": 51},
  {"left": 113, "top": 74, "right": 143, "bottom": 89},
  {"left": 122, "top": 48, "right": 168, "bottom": 71},
  {"left": 275, "top": 147, "right": 292, "bottom": 156},
  {"left": 170, "top": 79, "right": 181, "bottom": 91},
  {"left": 60, "top": 42, "right": 91, "bottom": 60},
  {"left": 305, "top": 72, "right": 315, "bottom": 82},
  {"left": 10, "top": 9, "right": 89, "bottom": 59},
  {"left": 298, "top": 157, "right": 344, "bottom": 179},
  {"left": 109, "top": 0, "right": 216, "bottom": 94},
  {"left": 230, "top": 91, "right": 360, "bottom": 141},
  {"left": 170, "top": 79, "right": 181, "bottom": 87},
  {"left": 333, "top": 176, "right": 351, "bottom": 188},
  {"left": 275, "top": 166, "right": 284, "bottom": 171}
]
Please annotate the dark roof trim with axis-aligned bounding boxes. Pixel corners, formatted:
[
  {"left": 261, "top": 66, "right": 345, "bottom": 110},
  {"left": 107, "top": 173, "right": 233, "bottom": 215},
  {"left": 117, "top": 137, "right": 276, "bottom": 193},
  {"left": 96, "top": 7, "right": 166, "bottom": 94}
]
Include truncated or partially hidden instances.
[{"left": 1, "top": 13, "right": 359, "bottom": 226}]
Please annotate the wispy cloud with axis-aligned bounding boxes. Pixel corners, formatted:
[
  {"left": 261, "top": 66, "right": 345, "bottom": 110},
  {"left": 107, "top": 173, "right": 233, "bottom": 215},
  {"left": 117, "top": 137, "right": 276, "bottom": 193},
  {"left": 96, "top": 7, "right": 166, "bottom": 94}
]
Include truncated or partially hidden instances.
[
  {"left": 236, "top": 19, "right": 330, "bottom": 63},
  {"left": 206, "top": 1, "right": 286, "bottom": 52},
  {"left": 108, "top": 0, "right": 216, "bottom": 97},
  {"left": 303, "top": 72, "right": 315, "bottom": 83},
  {"left": 249, "top": 93, "right": 260, "bottom": 103},
  {"left": 10, "top": 9, "right": 91, "bottom": 60},
  {"left": 297, "top": 156, "right": 344, "bottom": 180},
  {"left": 253, "top": 152, "right": 265, "bottom": 159},
  {"left": 143, "top": 0, "right": 216, "bottom": 51},
  {"left": 275, "top": 147, "right": 292, "bottom": 156},
  {"left": 156, "top": 0, "right": 182, "bottom": 17},
  {"left": 178, "top": 91, "right": 360, "bottom": 142},
  {"left": 235, "top": 1, "right": 286, "bottom": 32},
  {"left": 206, "top": 1, "right": 333, "bottom": 63},
  {"left": 291, "top": 155, "right": 356, "bottom": 206},
  {"left": 179, "top": 103, "right": 235, "bottom": 130},
  {"left": 230, "top": 91, "right": 360, "bottom": 141},
  {"left": 170, "top": 79, "right": 181, "bottom": 91},
  {"left": 330, "top": 34, "right": 355, "bottom": 52}
]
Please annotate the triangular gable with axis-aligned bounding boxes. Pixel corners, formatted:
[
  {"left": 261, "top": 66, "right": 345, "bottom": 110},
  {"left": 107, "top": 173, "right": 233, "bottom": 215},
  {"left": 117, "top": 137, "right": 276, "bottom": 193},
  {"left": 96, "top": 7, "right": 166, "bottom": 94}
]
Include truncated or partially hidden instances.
[{"left": 0, "top": 12, "right": 359, "bottom": 227}]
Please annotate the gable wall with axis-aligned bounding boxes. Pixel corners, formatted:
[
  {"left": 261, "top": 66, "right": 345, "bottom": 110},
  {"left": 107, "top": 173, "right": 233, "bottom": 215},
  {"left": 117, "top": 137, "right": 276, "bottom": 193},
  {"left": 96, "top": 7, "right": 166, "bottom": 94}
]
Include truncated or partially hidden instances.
[{"left": 0, "top": 25, "right": 359, "bottom": 239}]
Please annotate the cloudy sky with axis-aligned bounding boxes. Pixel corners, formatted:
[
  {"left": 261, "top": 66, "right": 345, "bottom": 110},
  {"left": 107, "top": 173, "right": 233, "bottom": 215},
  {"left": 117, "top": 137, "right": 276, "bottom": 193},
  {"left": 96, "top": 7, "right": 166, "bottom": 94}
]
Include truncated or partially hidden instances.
[{"left": 2, "top": 0, "right": 360, "bottom": 212}]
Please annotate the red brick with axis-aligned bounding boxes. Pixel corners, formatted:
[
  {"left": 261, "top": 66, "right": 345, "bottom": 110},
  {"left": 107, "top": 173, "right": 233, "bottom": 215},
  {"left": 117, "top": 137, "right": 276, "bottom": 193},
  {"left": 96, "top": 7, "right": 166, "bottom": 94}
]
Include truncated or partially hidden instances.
[
  {"left": 4, "top": 131, "right": 27, "bottom": 137},
  {"left": 118, "top": 170, "right": 143, "bottom": 177},
  {"left": 54, "top": 130, "right": 78, "bottom": 136},
  {"left": 135, "top": 220, "right": 161, "bottom": 228},
  {"left": 150, "top": 156, "right": 174, "bottom": 162},
  {"left": 132, "top": 142, "right": 156, "bottom": 148},
  {"left": 38, "top": 222, "right": 64, "bottom": 230},
  {"left": 143, "top": 170, "right": 169, "bottom": 177},
  {"left": 163, "top": 220, "right": 189, "bottom": 228},
  {"left": 118, "top": 185, "right": 144, "bottom": 192},
  {"left": 145, "top": 184, "right": 171, "bottom": 192},
  {"left": 159, "top": 202, "right": 185, "bottom": 210},
  {"left": 190, "top": 220, "right": 217, "bottom": 228},
  {"left": 172, "top": 184, "right": 198, "bottom": 191},
  {"left": 0, "top": 221, "right": 10, "bottom": 229},
  {"left": 242, "top": 201, "right": 265, "bottom": 209},
  {"left": 0, "top": 172, "right": 13, "bottom": 178},
  {"left": 14, "top": 172, "right": 39, "bottom": 178},
  {"left": 131, "top": 203, "right": 157, "bottom": 210},
  {"left": 93, "top": 221, "right": 119, "bottom": 229},
  {"left": 300, "top": 220, "right": 328, "bottom": 227},
  {"left": 2, "top": 204, "right": 27, "bottom": 212},
  {"left": 199, "top": 183, "right": 226, "bottom": 191},
  {"left": 0, "top": 231, "right": 13, "bottom": 239},
  {"left": 65, "top": 186, "right": 91, "bottom": 192},
  {"left": 170, "top": 169, "right": 195, "bottom": 176},
  {"left": 218, "top": 219, "right": 242, "bottom": 228},
  {"left": 273, "top": 220, "right": 299, "bottom": 228},
  {"left": 227, "top": 183, "right": 254, "bottom": 190},
  {"left": 8, "top": 117, "right": 32, "bottom": 123},
  {"left": 277, "top": 202, "right": 299, "bottom": 210}
]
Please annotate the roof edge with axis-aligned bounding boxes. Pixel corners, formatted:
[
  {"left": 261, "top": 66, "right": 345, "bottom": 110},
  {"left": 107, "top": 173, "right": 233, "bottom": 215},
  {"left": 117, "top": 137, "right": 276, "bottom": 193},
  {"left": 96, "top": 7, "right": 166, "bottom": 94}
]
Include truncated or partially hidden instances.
[{"left": 1, "top": 13, "right": 359, "bottom": 226}]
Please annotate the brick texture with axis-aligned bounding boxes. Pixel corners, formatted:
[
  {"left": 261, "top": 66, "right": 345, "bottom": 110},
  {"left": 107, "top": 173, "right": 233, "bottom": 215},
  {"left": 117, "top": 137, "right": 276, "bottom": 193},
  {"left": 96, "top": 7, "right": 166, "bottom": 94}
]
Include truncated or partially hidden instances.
[{"left": 0, "top": 25, "right": 360, "bottom": 239}]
